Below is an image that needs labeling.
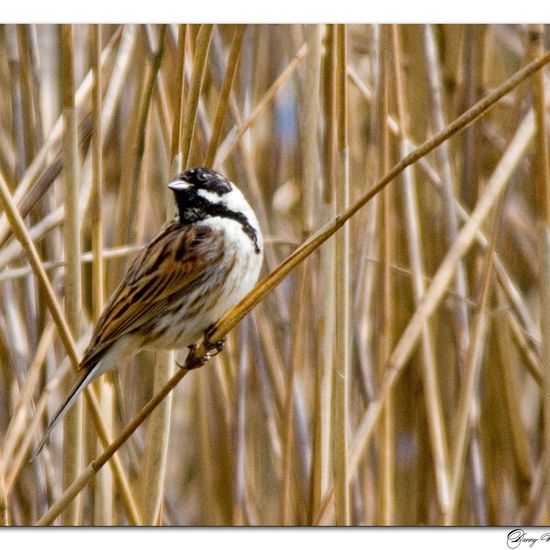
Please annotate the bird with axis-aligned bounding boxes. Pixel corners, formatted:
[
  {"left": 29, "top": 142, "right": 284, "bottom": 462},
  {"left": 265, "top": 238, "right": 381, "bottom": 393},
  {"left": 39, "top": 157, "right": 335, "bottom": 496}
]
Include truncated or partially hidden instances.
[{"left": 36, "top": 167, "right": 263, "bottom": 454}]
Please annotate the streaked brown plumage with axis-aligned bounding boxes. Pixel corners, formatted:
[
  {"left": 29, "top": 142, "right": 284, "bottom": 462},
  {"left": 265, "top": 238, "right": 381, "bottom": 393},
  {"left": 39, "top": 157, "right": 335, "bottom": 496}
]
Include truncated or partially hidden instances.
[{"left": 83, "top": 223, "right": 224, "bottom": 368}]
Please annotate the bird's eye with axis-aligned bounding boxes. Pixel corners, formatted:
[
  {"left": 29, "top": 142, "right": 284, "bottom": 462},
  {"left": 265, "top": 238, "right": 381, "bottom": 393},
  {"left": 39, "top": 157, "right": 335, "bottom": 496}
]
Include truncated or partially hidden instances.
[{"left": 196, "top": 169, "right": 207, "bottom": 182}]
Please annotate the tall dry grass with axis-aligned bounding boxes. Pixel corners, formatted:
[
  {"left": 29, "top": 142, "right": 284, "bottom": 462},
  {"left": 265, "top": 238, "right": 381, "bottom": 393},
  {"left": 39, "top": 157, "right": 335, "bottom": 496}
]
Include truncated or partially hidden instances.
[{"left": 0, "top": 23, "right": 549, "bottom": 526}]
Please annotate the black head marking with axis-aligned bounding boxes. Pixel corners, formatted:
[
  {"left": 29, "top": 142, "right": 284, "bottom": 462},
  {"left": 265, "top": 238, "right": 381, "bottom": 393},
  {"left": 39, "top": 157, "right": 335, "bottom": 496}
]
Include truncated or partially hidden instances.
[
  {"left": 179, "top": 167, "right": 232, "bottom": 196},
  {"left": 168, "top": 169, "right": 261, "bottom": 255}
]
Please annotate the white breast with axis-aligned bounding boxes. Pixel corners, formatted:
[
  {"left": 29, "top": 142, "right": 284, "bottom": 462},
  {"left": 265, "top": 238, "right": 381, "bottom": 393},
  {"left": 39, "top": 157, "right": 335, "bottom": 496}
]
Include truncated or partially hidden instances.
[
  {"left": 144, "top": 214, "right": 263, "bottom": 351},
  {"left": 201, "top": 215, "right": 263, "bottom": 326}
]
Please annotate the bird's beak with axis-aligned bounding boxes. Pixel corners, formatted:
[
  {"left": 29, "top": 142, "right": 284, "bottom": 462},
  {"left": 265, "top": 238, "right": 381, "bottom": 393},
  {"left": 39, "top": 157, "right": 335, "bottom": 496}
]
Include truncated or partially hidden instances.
[{"left": 168, "top": 179, "right": 192, "bottom": 191}]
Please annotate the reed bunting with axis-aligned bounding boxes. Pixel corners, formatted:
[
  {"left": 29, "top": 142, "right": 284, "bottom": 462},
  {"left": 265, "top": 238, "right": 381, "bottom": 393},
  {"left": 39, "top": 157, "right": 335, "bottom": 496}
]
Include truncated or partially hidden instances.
[{"left": 37, "top": 167, "right": 263, "bottom": 452}]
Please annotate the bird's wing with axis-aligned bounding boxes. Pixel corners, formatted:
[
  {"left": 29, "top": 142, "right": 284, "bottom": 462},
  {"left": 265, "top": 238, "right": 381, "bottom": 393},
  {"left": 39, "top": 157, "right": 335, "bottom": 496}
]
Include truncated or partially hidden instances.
[{"left": 80, "top": 222, "right": 224, "bottom": 370}]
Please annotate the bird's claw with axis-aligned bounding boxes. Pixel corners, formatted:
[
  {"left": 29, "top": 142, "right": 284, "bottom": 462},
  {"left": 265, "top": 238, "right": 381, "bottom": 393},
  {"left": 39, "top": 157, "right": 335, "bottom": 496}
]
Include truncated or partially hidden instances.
[
  {"left": 178, "top": 344, "right": 208, "bottom": 370},
  {"left": 204, "top": 325, "right": 226, "bottom": 358},
  {"left": 177, "top": 330, "right": 226, "bottom": 370}
]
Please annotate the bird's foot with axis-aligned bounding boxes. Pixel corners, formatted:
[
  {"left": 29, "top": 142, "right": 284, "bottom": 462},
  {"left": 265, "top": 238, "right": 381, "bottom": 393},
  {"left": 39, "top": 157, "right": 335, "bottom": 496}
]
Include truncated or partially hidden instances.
[
  {"left": 178, "top": 344, "right": 208, "bottom": 370},
  {"left": 176, "top": 328, "right": 226, "bottom": 370},
  {"left": 204, "top": 325, "right": 226, "bottom": 358}
]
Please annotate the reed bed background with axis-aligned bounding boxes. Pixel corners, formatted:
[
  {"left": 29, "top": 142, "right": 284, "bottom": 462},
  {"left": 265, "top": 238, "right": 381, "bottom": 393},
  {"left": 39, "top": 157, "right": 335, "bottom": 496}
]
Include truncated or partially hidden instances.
[{"left": 0, "top": 23, "right": 549, "bottom": 526}]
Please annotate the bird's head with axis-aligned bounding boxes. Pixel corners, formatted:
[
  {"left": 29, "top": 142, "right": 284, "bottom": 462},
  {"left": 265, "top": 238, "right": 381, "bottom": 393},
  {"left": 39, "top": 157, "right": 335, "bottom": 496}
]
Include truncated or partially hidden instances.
[{"left": 168, "top": 167, "right": 262, "bottom": 253}]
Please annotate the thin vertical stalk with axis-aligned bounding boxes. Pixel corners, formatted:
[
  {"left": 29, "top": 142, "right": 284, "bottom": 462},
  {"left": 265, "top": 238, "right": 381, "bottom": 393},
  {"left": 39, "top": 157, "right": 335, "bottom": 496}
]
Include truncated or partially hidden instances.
[
  {"left": 6, "top": 25, "right": 24, "bottom": 182},
  {"left": 116, "top": 25, "right": 166, "bottom": 256},
  {"left": 423, "top": 25, "right": 472, "bottom": 366},
  {"left": 528, "top": 22, "right": 550, "bottom": 524},
  {"left": 140, "top": 351, "right": 174, "bottom": 525},
  {"left": 170, "top": 24, "right": 187, "bottom": 167},
  {"left": 214, "top": 41, "right": 307, "bottom": 167},
  {"left": 0, "top": 464, "right": 6, "bottom": 526},
  {"left": 539, "top": 225, "right": 550, "bottom": 524},
  {"left": 423, "top": 24, "right": 488, "bottom": 523},
  {"left": 90, "top": 24, "right": 113, "bottom": 526},
  {"left": 461, "top": 25, "right": 486, "bottom": 210},
  {"left": 494, "top": 305, "right": 533, "bottom": 505},
  {"left": 90, "top": 31, "right": 104, "bottom": 318},
  {"left": 180, "top": 24, "right": 214, "bottom": 168},
  {"left": 303, "top": 24, "right": 326, "bottom": 522},
  {"left": 333, "top": 24, "right": 350, "bottom": 526},
  {"left": 233, "top": 323, "right": 248, "bottom": 525},
  {"left": 320, "top": 23, "right": 337, "bottom": 527},
  {"left": 529, "top": 24, "right": 550, "bottom": 224},
  {"left": 447, "top": 196, "right": 503, "bottom": 524},
  {"left": 15, "top": 25, "right": 37, "bottom": 165},
  {"left": 204, "top": 25, "right": 246, "bottom": 167},
  {"left": 60, "top": 24, "right": 82, "bottom": 526},
  {"left": 391, "top": 24, "right": 451, "bottom": 521},
  {"left": 280, "top": 266, "right": 309, "bottom": 525},
  {"left": 138, "top": 150, "right": 178, "bottom": 526},
  {"left": 376, "top": 24, "right": 394, "bottom": 525}
]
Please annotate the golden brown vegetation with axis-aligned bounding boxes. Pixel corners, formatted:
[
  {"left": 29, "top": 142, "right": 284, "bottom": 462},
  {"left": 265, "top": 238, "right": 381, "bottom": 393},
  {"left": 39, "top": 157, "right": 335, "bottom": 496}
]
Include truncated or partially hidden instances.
[{"left": 0, "top": 23, "right": 549, "bottom": 526}]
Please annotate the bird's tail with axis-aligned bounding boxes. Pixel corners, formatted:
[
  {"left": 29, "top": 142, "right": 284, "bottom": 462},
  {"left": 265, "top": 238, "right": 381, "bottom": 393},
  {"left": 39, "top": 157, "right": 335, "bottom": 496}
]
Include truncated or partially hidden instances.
[{"left": 32, "top": 366, "right": 97, "bottom": 459}]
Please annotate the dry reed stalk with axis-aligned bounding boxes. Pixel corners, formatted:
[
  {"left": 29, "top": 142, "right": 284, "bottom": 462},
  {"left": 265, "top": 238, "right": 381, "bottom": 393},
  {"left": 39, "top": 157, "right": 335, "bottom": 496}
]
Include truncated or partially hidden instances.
[
  {"left": 332, "top": 23, "right": 351, "bottom": 526},
  {"left": 321, "top": 23, "right": 337, "bottom": 525},
  {"left": 180, "top": 24, "right": 213, "bottom": 168},
  {"left": 347, "top": 107, "right": 537, "bottom": 495},
  {"left": 423, "top": 25, "right": 472, "bottom": 357},
  {"left": 528, "top": 24, "right": 550, "bottom": 523},
  {"left": 0, "top": 169, "right": 141, "bottom": 524},
  {"left": 316, "top": 98, "right": 541, "bottom": 524},
  {"left": 279, "top": 265, "right": 309, "bottom": 525},
  {"left": 0, "top": 27, "right": 123, "bottom": 249},
  {"left": 170, "top": 25, "right": 187, "bottom": 167},
  {"left": 494, "top": 306, "right": 534, "bottom": 506},
  {"left": 233, "top": 322, "right": 249, "bottom": 525},
  {"left": 392, "top": 24, "right": 452, "bottom": 521},
  {"left": 90, "top": 24, "right": 113, "bottom": 526},
  {"left": 90, "top": 23, "right": 105, "bottom": 344},
  {"left": 461, "top": 25, "right": 486, "bottom": 210},
  {"left": 204, "top": 25, "right": 246, "bottom": 167},
  {"left": 447, "top": 195, "right": 503, "bottom": 523},
  {"left": 113, "top": 26, "right": 166, "bottom": 259},
  {"left": 2, "top": 322, "right": 55, "bottom": 466},
  {"left": 15, "top": 26, "right": 37, "bottom": 166},
  {"left": 303, "top": 24, "right": 328, "bottom": 522},
  {"left": 348, "top": 65, "right": 539, "bottom": 365},
  {"left": 214, "top": 41, "right": 307, "bottom": 166},
  {"left": 538, "top": 225, "right": 550, "bottom": 523},
  {"left": 139, "top": 351, "right": 174, "bottom": 525},
  {"left": 6, "top": 26, "right": 24, "bottom": 183},
  {"left": 424, "top": 25, "right": 491, "bottom": 522},
  {"left": 0, "top": 466, "right": 6, "bottom": 526},
  {"left": 60, "top": 24, "right": 83, "bottom": 525},
  {"left": 375, "top": 24, "right": 395, "bottom": 525}
]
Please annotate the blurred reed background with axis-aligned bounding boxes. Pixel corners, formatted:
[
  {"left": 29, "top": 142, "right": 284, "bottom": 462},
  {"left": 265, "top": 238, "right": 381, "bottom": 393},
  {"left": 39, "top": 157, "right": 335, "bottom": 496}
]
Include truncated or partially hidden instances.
[{"left": 0, "top": 23, "right": 549, "bottom": 526}]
